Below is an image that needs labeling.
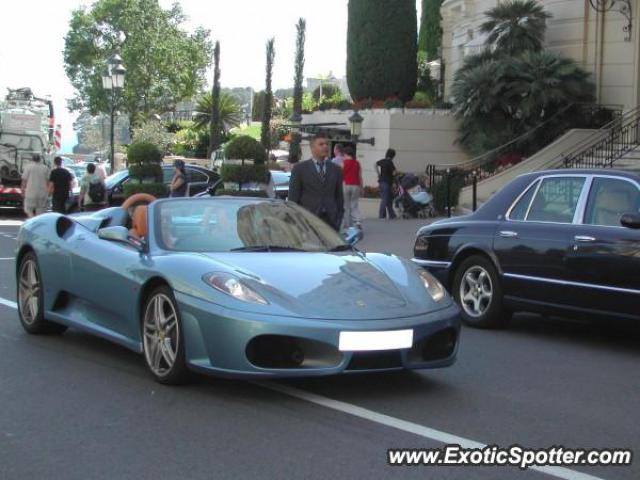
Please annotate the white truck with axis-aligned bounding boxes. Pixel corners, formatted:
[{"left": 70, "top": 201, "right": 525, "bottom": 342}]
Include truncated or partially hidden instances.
[{"left": 0, "top": 88, "right": 55, "bottom": 207}]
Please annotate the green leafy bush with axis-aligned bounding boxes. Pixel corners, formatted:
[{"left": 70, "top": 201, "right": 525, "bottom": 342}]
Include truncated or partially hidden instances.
[
  {"left": 430, "top": 172, "right": 465, "bottom": 213},
  {"left": 221, "top": 164, "right": 270, "bottom": 185},
  {"left": 215, "top": 189, "right": 269, "bottom": 198},
  {"left": 128, "top": 163, "right": 162, "bottom": 181},
  {"left": 224, "top": 135, "right": 267, "bottom": 164},
  {"left": 123, "top": 183, "right": 168, "bottom": 198},
  {"left": 127, "top": 141, "right": 162, "bottom": 165}
]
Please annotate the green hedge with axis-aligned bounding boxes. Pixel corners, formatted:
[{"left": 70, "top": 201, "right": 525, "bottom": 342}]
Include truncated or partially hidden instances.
[
  {"left": 215, "top": 189, "right": 269, "bottom": 197},
  {"left": 128, "top": 163, "right": 162, "bottom": 181},
  {"left": 347, "top": 0, "right": 417, "bottom": 101},
  {"left": 431, "top": 173, "right": 465, "bottom": 213},
  {"left": 221, "top": 164, "right": 269, "bottom": 184},
  {"left": 123, "top": 183, "right": 168, "bottom": 198}
]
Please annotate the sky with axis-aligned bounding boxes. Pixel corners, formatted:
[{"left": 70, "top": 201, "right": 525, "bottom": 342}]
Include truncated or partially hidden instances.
[{"left": 0, "top": 0, "right": 422, "bottom": 153}]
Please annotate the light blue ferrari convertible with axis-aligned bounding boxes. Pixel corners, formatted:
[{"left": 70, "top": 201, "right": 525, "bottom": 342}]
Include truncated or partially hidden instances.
[{"left": 16, "top": 194, "right": 461, "bottom": 384}]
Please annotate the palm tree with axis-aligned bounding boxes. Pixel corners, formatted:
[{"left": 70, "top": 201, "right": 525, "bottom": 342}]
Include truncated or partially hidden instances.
[
  {"left": 289, "top": 18, "right": 306, "bottom": 164},
  {"left": 505, "top": 51, "right": 595, "bottom": 122},
  {"left": 193, "top": 92, "right": 243, "bottom": 134},
  {"left": 480, "top": 0, "right": 552, "bottom": 55},
  {"left": 207, "top": 41, "right": 222, "bottom": 159}
]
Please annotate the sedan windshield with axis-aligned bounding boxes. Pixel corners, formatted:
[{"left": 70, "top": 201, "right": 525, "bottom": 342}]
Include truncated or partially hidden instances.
[{"left": 155, "top": 199, "right": 347, "bottom": 253}]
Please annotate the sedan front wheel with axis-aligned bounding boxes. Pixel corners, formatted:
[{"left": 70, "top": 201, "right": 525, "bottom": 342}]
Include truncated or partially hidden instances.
[{"left": 453, "top": 255, "right": 506, "bottom": 328}]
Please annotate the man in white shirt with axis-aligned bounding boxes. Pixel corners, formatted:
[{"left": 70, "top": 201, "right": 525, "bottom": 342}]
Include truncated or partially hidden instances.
[{"left": 21, "top": 154, "right": 50, "bottom": 218}]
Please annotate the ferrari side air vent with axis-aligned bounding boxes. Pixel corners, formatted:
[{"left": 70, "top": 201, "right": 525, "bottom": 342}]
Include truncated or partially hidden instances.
[{"left": 56, "top": 216, "right": 74, "bottom": 238}]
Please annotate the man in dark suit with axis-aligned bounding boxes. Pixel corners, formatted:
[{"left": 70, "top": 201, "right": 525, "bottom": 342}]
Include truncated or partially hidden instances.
[{"left": 289, "top": 134, "right": 344, "bottom": 230}]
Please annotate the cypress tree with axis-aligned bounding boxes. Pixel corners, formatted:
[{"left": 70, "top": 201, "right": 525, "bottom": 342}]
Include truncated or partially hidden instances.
[
  {"left": 207, "top": 41, "right": 221, "bottom": 159},
  {"left": 289, "top": 18, "right": 306, "bottom": 164},
  {"left": 347, "top": 0, "right": 418, "bottom": 102},
  {"left": 418, "top": 0, "right": 444, "bottom": 61},
  {"left": 260, "top": 38, "right": 275, "bottom": 150}
]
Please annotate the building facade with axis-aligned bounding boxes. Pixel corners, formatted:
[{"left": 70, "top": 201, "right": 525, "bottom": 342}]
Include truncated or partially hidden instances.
[{"left": 441, "top": 0, "right": 640, "bottom": 111}]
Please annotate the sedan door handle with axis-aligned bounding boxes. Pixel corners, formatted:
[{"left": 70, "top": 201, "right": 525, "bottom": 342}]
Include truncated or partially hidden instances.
[
  {"left": 574, "top": 235, "right": 596, "bottom": 243},
  {"left": 499, "top": 231, "right": 519, "bottom": 238}
]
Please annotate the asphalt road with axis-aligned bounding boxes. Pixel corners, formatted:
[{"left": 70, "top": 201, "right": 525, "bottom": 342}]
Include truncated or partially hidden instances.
[{"left": 1, "top": 214, "right": 638, "bottom": 480}]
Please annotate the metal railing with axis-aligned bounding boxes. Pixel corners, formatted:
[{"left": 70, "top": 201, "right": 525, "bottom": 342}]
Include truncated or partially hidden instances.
[
  {"left": 423, "top": 103, "right": 623, "bottom": 215},
  {"left": 561, "top": 106, "right": 640, "bottom": 169}
]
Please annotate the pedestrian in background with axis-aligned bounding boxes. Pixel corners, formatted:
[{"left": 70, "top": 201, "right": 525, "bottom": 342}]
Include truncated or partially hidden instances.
[
  {"left": 170, "top": 159, "right": 188, "bottom": 197},
  {"left": 79, "top": 163, "right": 107, "bottom": 212},
  {"left": 48, "top": 156, "right": 73, "bottom": 214},
  {"left": 331, "top": 143, "right": 345, "bottom": 168},
  {"left": 341, "top": 146, "right": 362, "bottom": 230},
  {"left": 289, "top": 134, "right": 344, "bottom": 231},
  {"left": 21, "top": 154, "right": 50, "bottom": 218},
  {"left": 376, "top": 148, "right": 397, "bottom": 219}
]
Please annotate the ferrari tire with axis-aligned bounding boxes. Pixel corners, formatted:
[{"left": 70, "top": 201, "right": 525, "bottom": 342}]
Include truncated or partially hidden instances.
[
  {"left": 17, "top": 252, "right": 67, "bottom": 335},
  {"left": 452, "top": 255, "right": 506, "bottom": 329},
  {"left": 142, "top": 286, "right": 190, "bottom": 384}
]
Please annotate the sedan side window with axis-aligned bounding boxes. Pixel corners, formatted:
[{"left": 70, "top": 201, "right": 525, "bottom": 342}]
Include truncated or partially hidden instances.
[
  {"left": 583, "top": 177, "right": 640, "bottom": 227},
  {"left": 527, "top": 177, "right": 585, "bottom": 224},
  {"left": 508, "top": 180, "right": 538, "bottom": 221},
  {"left": 187, "top": 169, "right": 208, "bottom": 183}
]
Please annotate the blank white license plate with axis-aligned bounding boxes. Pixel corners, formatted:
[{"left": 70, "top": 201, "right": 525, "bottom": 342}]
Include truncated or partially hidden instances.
[{"left": 338, "top": 330, "right": 414, "bottom": 352}]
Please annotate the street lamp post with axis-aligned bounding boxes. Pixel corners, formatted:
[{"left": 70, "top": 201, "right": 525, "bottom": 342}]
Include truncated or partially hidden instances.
[
  {"left": 348, "top": 110, "right": 375, "bottom": 146},
  {"left": 102, "top": 54, "right": 126, "bottom": 173}
]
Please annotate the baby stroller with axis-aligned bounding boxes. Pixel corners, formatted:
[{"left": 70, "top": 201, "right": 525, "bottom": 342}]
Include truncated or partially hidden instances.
[{"left": 394, "top": 173, "right": 436, "bottom": 219}]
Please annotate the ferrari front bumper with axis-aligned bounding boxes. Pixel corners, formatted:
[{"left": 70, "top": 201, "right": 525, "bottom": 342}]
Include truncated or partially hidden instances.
[{"left": 176, "top": 292, "right": 461, "bottom": 379}]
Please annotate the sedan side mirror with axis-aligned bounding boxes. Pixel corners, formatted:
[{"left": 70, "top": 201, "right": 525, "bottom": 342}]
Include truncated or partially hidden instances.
[
  {"left": 344, "top": 226, "right": 363, "bottom": 246},
  {"left": 620, "top": 213, "right": 640, "bottom": 229}
]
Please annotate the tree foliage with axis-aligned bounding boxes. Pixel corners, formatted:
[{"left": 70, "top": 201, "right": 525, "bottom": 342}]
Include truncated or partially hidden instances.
[
  {"left": 64, "top": 0, "right": 212, "bottom": 126},
  {"left": 207, "top": 41, "right": 222, "bottom": 158},
  {"left": 418, "top": 0, "right": 443, "bottom": 61},
  {"left": 194, "top": 92, "right": 243, "bottom": 133},
  {"left": 480, "top": 0, "right": 551, "bottom": 55},
  {"left": 347, "top": 0, "right": 417, "bottom": 101},
  {"left": 261, "top": 38, "right": 275, "bottom": 150},
  {"left": 225, "top": 135, "right": 267, "bottom": 164},
  {"left": 289, "top": 18, "right": 306, "bottom": 164}
]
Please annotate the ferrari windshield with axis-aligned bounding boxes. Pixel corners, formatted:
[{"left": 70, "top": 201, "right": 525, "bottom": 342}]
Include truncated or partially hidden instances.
[{"left": 155, "top": 199, "right": 347, "bottom": 252}]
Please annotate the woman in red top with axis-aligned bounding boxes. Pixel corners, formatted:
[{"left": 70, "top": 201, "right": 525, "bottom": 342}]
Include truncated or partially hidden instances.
[{"left": 341, "top": 146, "right": 363, "bottom": 230}]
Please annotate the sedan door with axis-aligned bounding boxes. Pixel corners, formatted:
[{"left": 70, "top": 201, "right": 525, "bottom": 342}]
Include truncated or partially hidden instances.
[
  {"left": 564, "top": 175, "right": 640, "bottom": 319},
  {"left": 493, "top": 175, "right": 588, "bottom": 308},
  {"left": 186, "top": 168, "right": 213, "bottom": 196}
]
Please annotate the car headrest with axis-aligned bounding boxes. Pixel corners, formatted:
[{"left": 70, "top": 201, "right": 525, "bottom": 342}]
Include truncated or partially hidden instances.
[{"left": 131, "top": 206, "right": 148, "bottom": 239}]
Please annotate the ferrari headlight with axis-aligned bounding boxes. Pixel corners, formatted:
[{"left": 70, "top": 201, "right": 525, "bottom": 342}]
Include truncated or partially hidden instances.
[
  {"left": 203, "top": 272, "right": 268, "bottom": 305},
  {"left": 418, "top": 270, "right": 445, "bottom": 303}
]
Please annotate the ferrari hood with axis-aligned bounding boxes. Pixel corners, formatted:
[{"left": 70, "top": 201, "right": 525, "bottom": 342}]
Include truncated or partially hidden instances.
[{"left": 199, "top": 252, "right": 435, "bottom": 320}]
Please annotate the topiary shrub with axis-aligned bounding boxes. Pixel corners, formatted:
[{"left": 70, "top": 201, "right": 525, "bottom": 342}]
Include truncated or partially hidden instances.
[
  {"left": 125, "top": 141, "right": 164, "bottom": 198},
  {"left": 224, "top": 135, "right": 267, "bottom": 165},
  {"left": 215, "top": 189, "right": 269, "bottom": 198},
  {"left": 221, "top": 164, "right": 270, "bottom": 185},
  {"left": 431, "top": 171, "right": 465, "bottom": 213}
]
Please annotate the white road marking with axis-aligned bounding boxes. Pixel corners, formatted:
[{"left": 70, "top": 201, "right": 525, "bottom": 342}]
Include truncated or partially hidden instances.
[
  {"left": 0, "top": 221, "right": 23, "bottom": 227},
  {"left": 255, "top": 383, "right": 606, "bottom": 480},
  {"left": 0, "top": 295, "right": 608, "bottom": 480},
  {"left": 0, "top": 297, "right": 17, "bottom": 309},
  {"left": 0, "top": 258, "right": 14, "bottom": 260}
]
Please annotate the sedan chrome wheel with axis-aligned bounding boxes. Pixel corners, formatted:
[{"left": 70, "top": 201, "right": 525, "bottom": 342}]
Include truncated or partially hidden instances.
[
  {"left": 459, "top": 266, "right": 493, "bottom": 318},
  {"left": 18, "top": 258, "right": 40, "bottom": 325},
  {"left": 143, "top": 293, "right": 179, "bottom": 377}
]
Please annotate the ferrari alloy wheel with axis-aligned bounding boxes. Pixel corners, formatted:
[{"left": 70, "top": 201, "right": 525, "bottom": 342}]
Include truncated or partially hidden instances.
[
  {"left": 17, "top": 252, "right": 66, "bottom": 335},
  {"left": 453, "top": 255, "right": 506, "bottom": 329},
  {"left": 142, "top": 286, "right": 189, "bottom": 384}
]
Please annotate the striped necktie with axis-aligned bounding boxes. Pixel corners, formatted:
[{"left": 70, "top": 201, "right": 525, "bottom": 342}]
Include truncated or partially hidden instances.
[{"left": 317, "top": 161, "right": 326, "bottom": 181}]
